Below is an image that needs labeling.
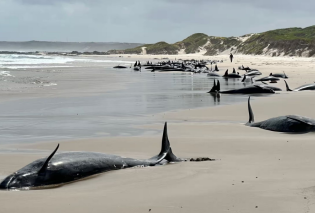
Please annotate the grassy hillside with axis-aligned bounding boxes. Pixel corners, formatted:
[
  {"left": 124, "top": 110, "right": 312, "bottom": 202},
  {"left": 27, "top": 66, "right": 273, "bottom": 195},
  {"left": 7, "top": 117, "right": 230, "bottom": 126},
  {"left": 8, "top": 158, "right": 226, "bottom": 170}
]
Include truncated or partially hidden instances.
[
  {"left": 108, "top": 25, "right": 315, "bottom": 57},
  {"left": 108, "top": 42, "right": 179, "bottom": 55},
  {"left": 145, "top": 42, "right": 179, "bottom": 54},
  {"left": 175, "top": 33, "right": 209, "bottom": 54},
  {"left": 238, "top": 26, "right": 315, "bottom": 56},
  {"left": 204, "top": 37, "right": 241, "bottom": 55}
]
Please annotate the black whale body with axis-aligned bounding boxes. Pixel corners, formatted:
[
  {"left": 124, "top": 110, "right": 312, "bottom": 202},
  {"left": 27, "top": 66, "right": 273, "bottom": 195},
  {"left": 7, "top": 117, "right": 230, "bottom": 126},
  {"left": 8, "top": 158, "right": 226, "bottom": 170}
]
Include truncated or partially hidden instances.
[
  {"left": 223, "top": 70, "right": 241, "bottom": 78},
  {"left": 113, "top": 65, "right": 127, "bottom": 69},
  {"left": 220, "top": 85, "right": 275, "bottom": 94},
  {"left": 255, "top": 76, "right": 280, "bottom": 82},
  {"left": 246, "top": 97, "right": 315, "bottom": 133},
  {"left": 208, "top": 80, "right": 276, "bottom": 94},
  {"left": 270, "top": 72, "right": 288, "bottom": 79},
  {"left": 0, "top": 123, "right": 196, "bottom": 190}
]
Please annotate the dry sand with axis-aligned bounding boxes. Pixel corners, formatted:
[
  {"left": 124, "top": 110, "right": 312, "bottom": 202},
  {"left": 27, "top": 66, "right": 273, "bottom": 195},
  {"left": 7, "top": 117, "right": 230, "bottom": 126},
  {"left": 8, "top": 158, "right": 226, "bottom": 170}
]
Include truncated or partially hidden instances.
[{"left": 1, "top": 54, "right": 315, "bottom": 213}]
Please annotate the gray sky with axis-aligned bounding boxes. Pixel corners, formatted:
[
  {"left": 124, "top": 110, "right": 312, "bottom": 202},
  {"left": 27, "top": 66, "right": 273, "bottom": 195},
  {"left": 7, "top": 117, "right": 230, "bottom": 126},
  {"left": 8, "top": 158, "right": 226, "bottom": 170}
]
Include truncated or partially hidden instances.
[{"left": 0, "top": 0, "right": 314, "bottom": 43}]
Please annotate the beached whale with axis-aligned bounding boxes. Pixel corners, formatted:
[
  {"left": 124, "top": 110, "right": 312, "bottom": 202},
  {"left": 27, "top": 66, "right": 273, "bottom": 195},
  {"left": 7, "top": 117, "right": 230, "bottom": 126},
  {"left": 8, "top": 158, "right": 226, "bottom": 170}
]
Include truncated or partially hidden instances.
[
  {"left": 270, "top": 72, "right": 288, "bottom": 79},
  {"left": 241, "top": 75, "right": 254, "bottom": 83},
  {"left": 208, "top": 80, "right": 275, "bottom": 94},
  {"left": 223, "top": 70, "right": 241, "bottom": 78},
  {"left": 284, "top": 80, "right": 315, "bottom": 91},
  {"left": 245, "top": 70, "right": 262, "bottom": 76},
  {"left": 255, "top": 76, "right": 280, "bottom": 83},
  {"left": 246, "top": 97, "right": 315, "bottom": 133},
  {"left": 113, "top": 65, "right": 127, "bottom": 69},
  {"left": 207, "top": 72, "right": 221, "bottom": 77},
  {"left": 134, "top": 67, "right": 141, "bottom": 71},
  {"left": 0, "top": 123, "right": 210, "bottom": 190}
]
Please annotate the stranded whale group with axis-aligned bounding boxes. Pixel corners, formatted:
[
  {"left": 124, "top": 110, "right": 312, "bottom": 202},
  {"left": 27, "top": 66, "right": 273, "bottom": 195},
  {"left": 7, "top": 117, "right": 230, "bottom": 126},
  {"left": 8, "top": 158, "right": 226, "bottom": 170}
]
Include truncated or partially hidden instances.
[{"left": 1, "top": 58, "right": 314, "bottom": 191}]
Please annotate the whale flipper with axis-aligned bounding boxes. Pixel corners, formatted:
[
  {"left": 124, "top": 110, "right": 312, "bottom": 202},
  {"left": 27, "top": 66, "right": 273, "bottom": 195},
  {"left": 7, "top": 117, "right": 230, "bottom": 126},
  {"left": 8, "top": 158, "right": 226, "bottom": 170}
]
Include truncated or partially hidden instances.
[
  {"left": 284, "top": 80, "right": 292, "bottom": 91},
  {"left": 247, "top": 96, "right": 254, "bottom": 124},
  {"left": 38, "top": 144, "right": 59, "bottom": 174}
]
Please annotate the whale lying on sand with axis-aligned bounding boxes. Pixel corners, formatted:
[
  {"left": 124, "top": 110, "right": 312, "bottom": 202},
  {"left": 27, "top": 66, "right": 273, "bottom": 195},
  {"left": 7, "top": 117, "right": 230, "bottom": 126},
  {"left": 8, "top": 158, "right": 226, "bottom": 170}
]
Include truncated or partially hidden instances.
[
  {"left": 208, "top": 80, "right": 275, "bottom": 94},
  {"left": 255, "top": 76, "right": 280, "bottom": 83},
  {"left": 284, "top": 80, "right": 315, "bottom": 91},
  {"left": 223, "top": 70, "right": 241, "bottom": 78},
  {"left": 113, "top": 65, "right": 127, "bottom": 69},
  {"left": 0, "top": 123, "right": 212, "bottom": 190},
  {"left": 270, "top": 72, "right": 288, "bottom": 79},
  {"left": 246, "top": 97, "right": 315, "bottom": 133},
  {"left": 207, "top": 72, "right": 221, "bottom": 77},
  {"left": 245, "top": 70, "right": 262, "bottom": 76}
]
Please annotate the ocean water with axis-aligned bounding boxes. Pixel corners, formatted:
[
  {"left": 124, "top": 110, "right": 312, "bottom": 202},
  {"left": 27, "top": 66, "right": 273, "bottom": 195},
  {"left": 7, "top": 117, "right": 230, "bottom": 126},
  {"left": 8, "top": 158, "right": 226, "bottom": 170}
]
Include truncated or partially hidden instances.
[
  {"left": 0, "top": 54, "right": 132, "bottom": 69},
  {"left": 0, "top": 55, "right": 271, "bottom": 145}
]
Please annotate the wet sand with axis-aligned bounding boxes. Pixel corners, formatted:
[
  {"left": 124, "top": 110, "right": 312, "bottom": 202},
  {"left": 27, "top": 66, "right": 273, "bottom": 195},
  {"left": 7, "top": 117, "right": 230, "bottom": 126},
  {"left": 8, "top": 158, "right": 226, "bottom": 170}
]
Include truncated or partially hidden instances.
[{"left": 1, "top": 54, "right": 315, "bottom": 212}]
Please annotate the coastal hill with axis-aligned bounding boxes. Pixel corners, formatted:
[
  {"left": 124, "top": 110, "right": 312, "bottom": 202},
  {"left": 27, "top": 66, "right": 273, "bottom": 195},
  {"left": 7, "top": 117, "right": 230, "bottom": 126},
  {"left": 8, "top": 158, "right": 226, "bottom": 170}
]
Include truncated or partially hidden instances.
[
  {"left": 109, "top": 26, "right": 315, "bottom": 57},
  {"left": 0, "top": 41, "right": 143, "bottom": 52}
]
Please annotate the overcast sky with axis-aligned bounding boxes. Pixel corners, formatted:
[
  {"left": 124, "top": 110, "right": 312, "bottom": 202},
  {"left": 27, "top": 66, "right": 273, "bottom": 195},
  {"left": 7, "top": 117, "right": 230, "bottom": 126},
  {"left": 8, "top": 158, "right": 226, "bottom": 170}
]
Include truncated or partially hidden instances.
[{"left": 0, "top": 0, "right": 314, "bottom": 43}]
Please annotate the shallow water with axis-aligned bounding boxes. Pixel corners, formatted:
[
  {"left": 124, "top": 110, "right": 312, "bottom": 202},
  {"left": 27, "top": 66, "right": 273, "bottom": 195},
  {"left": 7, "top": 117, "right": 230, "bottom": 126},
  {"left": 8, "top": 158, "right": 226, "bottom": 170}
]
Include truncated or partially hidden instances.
[{"left": 0, "top": 59, "right": 270, "bottom": 144}]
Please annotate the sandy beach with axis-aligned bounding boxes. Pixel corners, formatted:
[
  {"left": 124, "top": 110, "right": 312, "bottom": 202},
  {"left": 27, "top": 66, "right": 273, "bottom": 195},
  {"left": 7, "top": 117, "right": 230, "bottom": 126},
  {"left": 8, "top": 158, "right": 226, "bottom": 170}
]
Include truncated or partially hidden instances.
[{"left": 1, "top": 53, "right": 315, "bottom": 213}]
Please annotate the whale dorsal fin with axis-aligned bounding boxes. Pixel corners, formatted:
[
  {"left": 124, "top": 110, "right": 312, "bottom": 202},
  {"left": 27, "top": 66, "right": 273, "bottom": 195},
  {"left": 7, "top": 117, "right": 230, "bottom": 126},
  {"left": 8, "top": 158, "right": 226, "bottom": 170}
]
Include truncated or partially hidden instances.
[
  {"left": 284, "top": 80, "right": 292, "bottom": 91},
  {"left": 247, "top": 96, "right": 254, "bottom": 124},
  {"left": 208, "top": 79, "right": 217, "bottom": 93},
  {"left": 207, "top": 79, "right": 217, "bottom": 93},
  {"left": 39, "top": 144, "right": 59, "bottom": 174},
  {"left": 148, "top": 122, "right": 171, "bottom": 164}
]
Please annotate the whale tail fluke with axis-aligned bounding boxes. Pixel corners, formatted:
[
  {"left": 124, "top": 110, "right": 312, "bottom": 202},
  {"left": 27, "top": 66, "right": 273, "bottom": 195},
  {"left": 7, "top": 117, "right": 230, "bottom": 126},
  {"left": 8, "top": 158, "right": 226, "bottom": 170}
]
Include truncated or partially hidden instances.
[
  {"left": 247, "top": 96, "right": 255, "bottom": 125},
  {"left": 284, "top": 80, "right": 292, "bottom": 91}
]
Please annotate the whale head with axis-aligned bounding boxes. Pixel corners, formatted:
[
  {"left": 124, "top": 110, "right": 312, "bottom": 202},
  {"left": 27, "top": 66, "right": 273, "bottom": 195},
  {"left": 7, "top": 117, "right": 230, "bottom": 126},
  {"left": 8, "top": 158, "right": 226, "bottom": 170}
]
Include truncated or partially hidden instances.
[
  {"left": 0, "top": 144, "right": 60, "bottom": 190},
  {"left": 0, "top": 170, "right": 42, "bottom": 190}
]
